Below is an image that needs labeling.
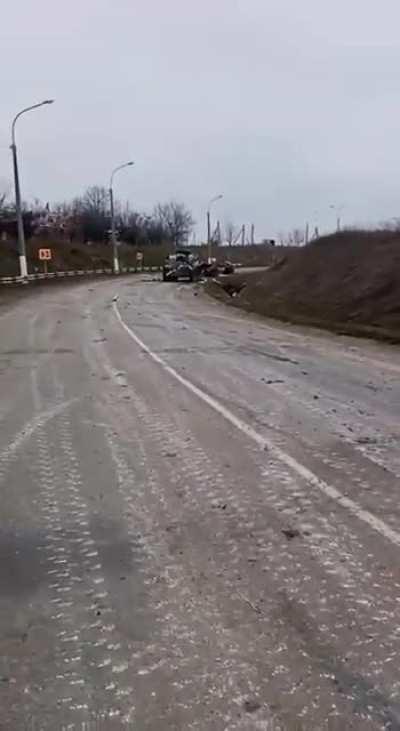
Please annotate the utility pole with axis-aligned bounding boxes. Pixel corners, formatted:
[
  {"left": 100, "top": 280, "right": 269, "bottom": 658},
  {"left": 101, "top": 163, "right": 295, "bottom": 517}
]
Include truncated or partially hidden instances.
[
  {"left": 330, "top": 204, "right": 344, "bottom": 232},
  {"left": 216, "top": 220, "right": 221, "bottom": 246},
  {"left": 11, "top": 99, "right": 54, "bottom": 279},
  {"left": 207, "top": 194, "right": 223, "bottom": 262},
  {"left": 305, "top": 222, "right": 309, "bottom": 245},
  {"left": 250, "top": 223, "right": 255, "bottom": 245},
  {"left": 241, "top": 225, "right": 245, "bottom": 246}
]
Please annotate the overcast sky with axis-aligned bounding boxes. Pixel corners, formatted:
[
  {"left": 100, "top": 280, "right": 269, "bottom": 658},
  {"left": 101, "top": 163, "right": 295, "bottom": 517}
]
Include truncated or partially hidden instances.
[{"left": 1, "top": 0, "right": 400, "bottom": 241}]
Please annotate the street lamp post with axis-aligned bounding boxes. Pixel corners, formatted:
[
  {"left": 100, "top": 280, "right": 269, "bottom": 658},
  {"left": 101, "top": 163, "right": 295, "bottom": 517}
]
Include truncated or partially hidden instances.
[
  {"left": 207, "top": 194, "right": 223, "bottom": 263},
  {"left": 11, "top": 100, "right": 54, "bottom": 279},
  {"left": 109, "top": 162, "right": 134, "bottom": 274}
]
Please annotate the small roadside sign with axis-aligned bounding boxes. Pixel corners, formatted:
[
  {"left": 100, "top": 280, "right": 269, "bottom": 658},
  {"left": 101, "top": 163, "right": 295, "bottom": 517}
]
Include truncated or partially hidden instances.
[
  {"left": 38, "top": 248, "right": 52, "bottom": 274},
  {"left": 136, "top": 251, "right": 143, "bottom": 271},
  {"left": 39, "top": 248, "right": 52, "bottom": 261}
]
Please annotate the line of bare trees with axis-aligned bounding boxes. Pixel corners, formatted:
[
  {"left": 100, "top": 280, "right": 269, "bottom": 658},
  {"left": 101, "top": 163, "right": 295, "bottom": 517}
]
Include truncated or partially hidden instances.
[{"left": 0, "top": 186, "right": 195, "bottom": 248}]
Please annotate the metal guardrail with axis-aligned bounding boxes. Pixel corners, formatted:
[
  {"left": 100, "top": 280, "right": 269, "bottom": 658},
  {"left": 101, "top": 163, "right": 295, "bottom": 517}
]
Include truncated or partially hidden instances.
[{"left": 0, "top": 266, "right": 162, "bottom": 285}]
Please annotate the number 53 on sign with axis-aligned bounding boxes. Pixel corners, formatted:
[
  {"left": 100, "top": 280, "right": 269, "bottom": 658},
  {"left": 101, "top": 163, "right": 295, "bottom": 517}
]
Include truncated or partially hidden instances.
[{"left": 38, "top": 248, "right": 52, "bottom": 274}]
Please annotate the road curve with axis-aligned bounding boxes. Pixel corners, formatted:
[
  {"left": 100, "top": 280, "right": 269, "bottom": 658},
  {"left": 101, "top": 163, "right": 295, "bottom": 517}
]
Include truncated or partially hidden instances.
[{"left": 1, "top": 277, "right": 400, "bottom": 730}]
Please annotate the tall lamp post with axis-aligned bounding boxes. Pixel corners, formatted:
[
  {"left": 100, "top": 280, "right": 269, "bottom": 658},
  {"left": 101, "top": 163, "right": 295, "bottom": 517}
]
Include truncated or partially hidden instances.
[
  {"left": 109, "top": 161, "right": 134, "bottom": 274},
  {"left": 11, "top": 99, "right": 54, "bottom": 279},
  {"left": 207, "top": 194, "right": 223, "bottom": 263}
]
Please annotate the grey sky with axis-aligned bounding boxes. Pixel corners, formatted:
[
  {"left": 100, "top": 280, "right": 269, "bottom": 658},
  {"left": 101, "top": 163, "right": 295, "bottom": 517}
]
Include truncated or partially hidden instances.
[{"left": 1, "top": 0, "right": 400, "bottom": 241}]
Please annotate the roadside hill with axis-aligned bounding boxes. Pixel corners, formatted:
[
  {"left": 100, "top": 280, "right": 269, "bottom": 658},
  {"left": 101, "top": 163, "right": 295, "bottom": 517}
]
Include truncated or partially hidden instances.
[{"left": 215, "top": 230, "right": 400, "bottom": 340}]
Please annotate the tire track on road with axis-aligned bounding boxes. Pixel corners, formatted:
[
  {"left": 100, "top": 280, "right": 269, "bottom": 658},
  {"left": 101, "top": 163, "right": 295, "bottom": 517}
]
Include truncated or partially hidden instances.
[
  {"left": 102, "top": 416, "right": 282, "bottom": 731},
  {"left": 0, "top": 398, "right": 77, "bottom": 487},
  {"left": 108, "top": 394, "right": 400, "bottom": 729},
  {"left": 8, "top": 407, "right": 137, "bottom": 729},
  {"left": 94, "top": 318, "right": 400, "bottom": 729},
  {"left": 2, "top": 292, "right": 140, "bottom": 730},
  {"left": 114, "top": 301, "right": 400, "bottom": 551}
]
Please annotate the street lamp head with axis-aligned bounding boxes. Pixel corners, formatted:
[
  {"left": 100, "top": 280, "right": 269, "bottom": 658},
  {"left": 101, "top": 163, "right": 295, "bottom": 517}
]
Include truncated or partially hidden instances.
[
  {"left": 110, "top": 160, "right": 134, "bottom": 185},
  {"left": 42, "top": 99, "right": 55, "bottom": 105},
  {"left": 208, "top": 193, "right": 223, "bottom": 211}
]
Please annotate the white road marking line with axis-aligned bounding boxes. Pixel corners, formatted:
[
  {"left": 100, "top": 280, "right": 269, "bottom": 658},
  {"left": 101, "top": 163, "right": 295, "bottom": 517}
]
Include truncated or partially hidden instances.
[{"left": 114, "top": 300, "right": 400, "bottom": 549}]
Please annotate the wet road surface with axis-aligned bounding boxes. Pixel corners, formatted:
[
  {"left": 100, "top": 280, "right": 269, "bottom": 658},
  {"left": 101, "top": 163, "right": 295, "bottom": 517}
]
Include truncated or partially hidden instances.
[{"left": 1, "top": 277, "right": 400, "bottom": 730}]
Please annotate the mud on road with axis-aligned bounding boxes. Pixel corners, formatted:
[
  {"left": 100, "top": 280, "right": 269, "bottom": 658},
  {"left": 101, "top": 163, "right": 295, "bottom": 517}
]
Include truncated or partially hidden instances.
[{"left": 1, "top": 277, "right": 400, "bottom": 730}]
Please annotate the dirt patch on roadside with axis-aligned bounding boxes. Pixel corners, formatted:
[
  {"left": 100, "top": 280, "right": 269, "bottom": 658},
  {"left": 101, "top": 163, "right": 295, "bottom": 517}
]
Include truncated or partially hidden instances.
[{"left": 208, "top": 230, "right": 400, "bottom": 343}]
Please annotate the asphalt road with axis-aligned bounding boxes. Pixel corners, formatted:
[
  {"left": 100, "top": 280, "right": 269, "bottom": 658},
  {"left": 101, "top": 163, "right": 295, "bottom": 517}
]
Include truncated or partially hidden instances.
[{"left": 1, "top": 276, "right": 400, "bottom": 730}]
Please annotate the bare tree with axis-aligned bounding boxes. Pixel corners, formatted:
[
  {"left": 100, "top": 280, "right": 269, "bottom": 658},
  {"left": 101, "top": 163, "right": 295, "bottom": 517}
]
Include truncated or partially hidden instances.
[
  {"left": 279, "top": 228, "right": 306, "bottom": 246},
  {"left": 81, "top": 186, "right": 109, "bottom": 217},
  {"left": 0, "top": 182, "right": 196, "bottom": 249},
  {"left": 0, "top": 194, "right": 11, "bottom": 239},
  {"left": 224, "top": 221, "right": 236, "bottom": 246},
  {"left": 0, "top": 178, "right": 11, "bottom": 210},
  {"left": 384, "top": 218, "right": 400, "bottom": 231},
  {"left": 153, "top": 201, "right": 194, "bottom": 247},
  {"left": 70, "top": 186, "right": 110, "bottom": 242},
  {"left": 292, "top": 228, "right": 305, "bottom": 246}
]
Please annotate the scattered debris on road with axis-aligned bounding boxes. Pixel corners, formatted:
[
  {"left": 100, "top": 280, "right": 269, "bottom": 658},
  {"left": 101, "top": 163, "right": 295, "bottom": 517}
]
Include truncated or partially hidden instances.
[{"left": 281, "top": 527, "right": 301, "bottom": 540}]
